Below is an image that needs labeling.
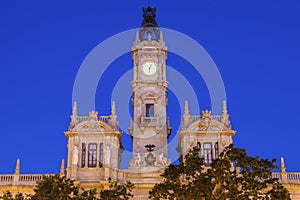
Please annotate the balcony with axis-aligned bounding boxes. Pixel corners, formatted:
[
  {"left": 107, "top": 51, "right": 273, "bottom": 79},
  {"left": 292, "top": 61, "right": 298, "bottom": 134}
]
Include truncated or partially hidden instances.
[{"left": 140, "top": 117, "right": 159, "bottom": 126}]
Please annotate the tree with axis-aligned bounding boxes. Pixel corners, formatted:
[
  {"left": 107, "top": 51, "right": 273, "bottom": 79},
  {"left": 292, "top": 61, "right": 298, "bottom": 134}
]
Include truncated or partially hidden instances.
[
  {"left": 99, "top": 178, "right": 134, "bottom": 200},
  {"left": 1, "top": 191, "right": 13, "bottom": 200},
  {"left": 30, "top": 175, "right": 80, "bottom": 200},
  {"left": 29, "top": 174, "right": 98, "bottom": 200},
  {"left": 1, "top": 175, "right": 134, "bottom": 200},
  {"left": 149, "top": 144, "right": 291, "bottom": 200},
  {"left": 0, "top": 191, "right": 28, "bottom": 200}
]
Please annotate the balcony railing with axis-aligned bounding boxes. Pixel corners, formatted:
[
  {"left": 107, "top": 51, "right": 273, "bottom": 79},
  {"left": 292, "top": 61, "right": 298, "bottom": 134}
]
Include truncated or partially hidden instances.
[
  {"left": 140, "top": 117, "right": 159, "bottom": 125},
  {"left": 0, "top": 174, "right": 52, "bottom": 186},
  {"left": 0, "top": 171, "right": 299, "bottom": 186},
  {"left": 77, "top": 116, "right": 110, "bottom": 124}
]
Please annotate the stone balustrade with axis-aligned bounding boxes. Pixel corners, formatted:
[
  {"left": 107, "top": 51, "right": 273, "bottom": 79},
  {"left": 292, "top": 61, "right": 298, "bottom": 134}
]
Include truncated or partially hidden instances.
[
  {"left": 0, "top": 174, "right": 52, "bottom": 186},
  {"left": 0, "top": 171, "right": 299, "bottom": 186},
  {"left": 272, "top": 172, "right": 300, "bottom": 184},
  {"left": 188, "top": 115, "right": 223, "bottom": 124},
  {"left": 77, "top": 116, "right": 110, "bottom": 124}
]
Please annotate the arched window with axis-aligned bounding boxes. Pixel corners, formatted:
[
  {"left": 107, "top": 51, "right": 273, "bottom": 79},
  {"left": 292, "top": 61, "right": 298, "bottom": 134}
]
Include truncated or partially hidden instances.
[
  {"left": 99, "top": 143, "right": 103, "bottom": 168},
  {"left": 197, "top": 142, "right": 201, "bottom": 149},
  {"left": 81, "top": 143, "right": 86, "bottom": 168},
  {"left": 215, "top": 142, "right": 219, "bottom": 159},
  {"left": 204, "top": 143, "right": 212, "bottom": 164}
]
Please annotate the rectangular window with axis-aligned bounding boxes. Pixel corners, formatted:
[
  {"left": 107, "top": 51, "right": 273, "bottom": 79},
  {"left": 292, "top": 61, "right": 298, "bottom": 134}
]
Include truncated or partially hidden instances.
[
  {"left": 146, "top": 104, "right": 154, "bottom": 117},
  {"left": 81, "top": 143, "right": 86, "bottom": 168},
  {"left": 197, "top": 142, "right": 202, "bottom": 158},
  {"left": 88, "top": 144, "right": 97, "bottom": 168},
  {"left": 99, "top": 143, "right": 103, "bottom": 168},
  {"left": 204, "top": 143, "right": 212, "bottom": 164},
  {"left": 215, "top": 142, "right": 219, "bottom": 159}
]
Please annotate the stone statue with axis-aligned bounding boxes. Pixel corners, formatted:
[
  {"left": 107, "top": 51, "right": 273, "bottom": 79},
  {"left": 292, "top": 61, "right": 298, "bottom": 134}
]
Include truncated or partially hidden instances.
[
  {"left": 72, "top": 145, "right": 79, "bottom": 166},
  {"left": 159, "top": 153, "right": 168, "bottom": 166},
  {"left": 105, "top": 145, "right": 110, "bottom": 166},
  {"left": 135, "top": 153, "right": 142, "bottom": 166}
]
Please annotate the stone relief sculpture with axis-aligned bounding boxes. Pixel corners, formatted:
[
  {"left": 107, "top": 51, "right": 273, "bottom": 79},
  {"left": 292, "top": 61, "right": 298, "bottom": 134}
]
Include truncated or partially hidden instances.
[
  {"left": 159, "top": 153, "right": 168, "bottom": 166},
  {"left": 72, "top": 145, "right": 79, "bottom": 166},
  {"left": 105, "top": 145, "right": 110, "bottom": 166},
  {"left": 134, "top": 153, "right": 142, "bottom": 166}
]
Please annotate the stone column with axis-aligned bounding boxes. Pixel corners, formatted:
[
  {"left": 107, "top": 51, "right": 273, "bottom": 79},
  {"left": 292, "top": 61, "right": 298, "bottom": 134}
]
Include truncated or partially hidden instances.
[
  {"left": 85, "top": 143, "right": 89, "bottom": 168},
  {"left": 13, "top": 159, "right": 20, "bottom": 186},
  {"left": 280, "top": 157, "right": 288, "bottom": 184}
]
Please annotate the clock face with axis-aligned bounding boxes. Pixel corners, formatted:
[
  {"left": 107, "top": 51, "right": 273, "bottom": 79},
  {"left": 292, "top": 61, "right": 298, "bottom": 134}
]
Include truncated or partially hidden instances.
[{"left": 142, "top": 61, "right": 157, "bottom": 76}]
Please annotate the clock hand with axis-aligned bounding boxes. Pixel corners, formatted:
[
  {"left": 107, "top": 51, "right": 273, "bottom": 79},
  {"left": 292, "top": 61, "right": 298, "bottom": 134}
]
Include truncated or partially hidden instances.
[{"left": 148, "top": 64, "right": 152, "bottom": 73}]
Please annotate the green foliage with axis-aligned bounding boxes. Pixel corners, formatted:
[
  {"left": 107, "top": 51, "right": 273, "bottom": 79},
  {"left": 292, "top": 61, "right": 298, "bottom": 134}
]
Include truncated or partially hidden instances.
[
  {"left": 100, "top": 178, "right": 134, "bottom": 200},
  {"left": 1, "top": 175, "right": 134, "bottom": 200},
  {"left": 0, "top": 191, "right": 28, "bottom": 200},
  {"left": 30, "top": 174, "right": 79, "bottom": 200},
  {"left": 149, "top": 144, "right": 291, "bottom": 200},
  {"left": 1, "top": 191, "right": 13, "bottom": 200}
]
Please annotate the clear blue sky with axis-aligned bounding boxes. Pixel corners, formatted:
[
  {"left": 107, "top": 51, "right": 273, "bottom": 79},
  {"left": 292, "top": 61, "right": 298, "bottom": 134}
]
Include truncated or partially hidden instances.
[{"left": 1, "top": 0, "right": 300, "bottom": 173}]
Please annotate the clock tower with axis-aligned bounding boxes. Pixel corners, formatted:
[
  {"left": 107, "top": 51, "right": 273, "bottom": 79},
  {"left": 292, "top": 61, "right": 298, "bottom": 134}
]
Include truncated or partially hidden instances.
[{"left": 129, "top": 6, "right": 171, "bottom": 168}]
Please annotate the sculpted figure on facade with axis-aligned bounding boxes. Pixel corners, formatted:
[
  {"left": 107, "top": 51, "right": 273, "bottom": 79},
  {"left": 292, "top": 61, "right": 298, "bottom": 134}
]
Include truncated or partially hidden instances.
[
  {"left": 159, "top": 153, "right": 168, "bottom": 166},
  {"left": 105, "top": 145, "right": 110, "bottom": 166},
  {"left": 72, "top": 145, "right": 79, "bottom": 166},
  {"left": 134, "top": 153, "right": 142, "bottom": 166}
]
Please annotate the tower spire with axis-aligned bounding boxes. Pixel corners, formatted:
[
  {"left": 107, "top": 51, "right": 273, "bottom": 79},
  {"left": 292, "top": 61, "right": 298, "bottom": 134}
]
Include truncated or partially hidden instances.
[
  {"left": 60, "top": 159, "right": 65, "bottom": 175},
  {"left": 280, "top": 157, "right": 286, "bottom": 173},
  {"left": 72, "top": 101, "right": 78, "bottom": 116},
  {"left": 184, "top": 101, "right": 190, "bottom": 116},
  {"left": 111, "top": 101, "right": 116, "bottom": 116},
  {"left": 222, "top": 100, "right": 228, "bottom": 115},
  {"left": 15, "top": 158, "right": 20, "bottom": 175}
]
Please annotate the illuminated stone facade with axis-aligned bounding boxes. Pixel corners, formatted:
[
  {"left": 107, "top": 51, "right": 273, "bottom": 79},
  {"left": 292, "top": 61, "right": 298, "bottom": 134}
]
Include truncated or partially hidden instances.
[{"left": 1, "top": 6, "right": 300, "bottom": 200}]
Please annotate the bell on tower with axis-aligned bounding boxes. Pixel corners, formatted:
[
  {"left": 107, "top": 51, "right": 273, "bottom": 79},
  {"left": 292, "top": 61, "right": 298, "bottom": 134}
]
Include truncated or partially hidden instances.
[{"left": 139, "top": 6, "right": 160, "bottom": 41}]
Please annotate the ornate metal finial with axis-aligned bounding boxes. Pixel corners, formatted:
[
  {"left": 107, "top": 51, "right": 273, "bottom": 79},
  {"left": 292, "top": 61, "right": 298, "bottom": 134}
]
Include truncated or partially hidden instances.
[
  {"left": 15, "top": 158, "right": 20, "bottom": 175},
  {"left": 139, "top": 6, "right": 160, "bottom": 41},
  {"left": 141, "top": 6, "right": 158, "bottom": 28},
  {"left": 280, "top": 157, "right": 286, "bottom": 173},
  {"left": 145, "top": 144, "right": 156, "bottom": 152}
]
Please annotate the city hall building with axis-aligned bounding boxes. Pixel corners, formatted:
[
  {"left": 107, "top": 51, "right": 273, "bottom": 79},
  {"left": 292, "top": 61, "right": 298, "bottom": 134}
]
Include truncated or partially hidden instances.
[{"left": 0, "top": 6, "right": 299, "bottom": 200}]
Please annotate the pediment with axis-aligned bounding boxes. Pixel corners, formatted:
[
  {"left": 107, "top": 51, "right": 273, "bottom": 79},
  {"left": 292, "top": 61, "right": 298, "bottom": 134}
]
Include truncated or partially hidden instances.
[
  {"left": 144, "top": 92, "right": 155, "bottom": 98},
  {"left": 187, "top": 119, "right": 230, "bottom": 132},
  {"left": 72, "top": 120, "right": 113, "bottom": 133},
  {"left": 140, "top": 92, "right": 159, "bottom": 103}
]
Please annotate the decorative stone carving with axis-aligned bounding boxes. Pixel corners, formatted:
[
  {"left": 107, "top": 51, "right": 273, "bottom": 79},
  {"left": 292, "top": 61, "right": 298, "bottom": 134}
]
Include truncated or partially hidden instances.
[
  {"left": 159, "top": 153, "right": 168, "bottom": 166},
  {"left": 145, "top": 153, "right": 156, "bottom": 166},
  {"left": 134, "top": 153, "right": 142, "bottom": 166},
  {"left": 72, "top": 145, "right": 79, "bottom": 166},
  {"left": 74, "top": 121, "right": 106, "bottom": 132},
  {"left": 88, "top": 111, "right": 98, "bottom": 121},
  {"left": 202, "top": 110, "right": 211, "bottom": 119}
]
